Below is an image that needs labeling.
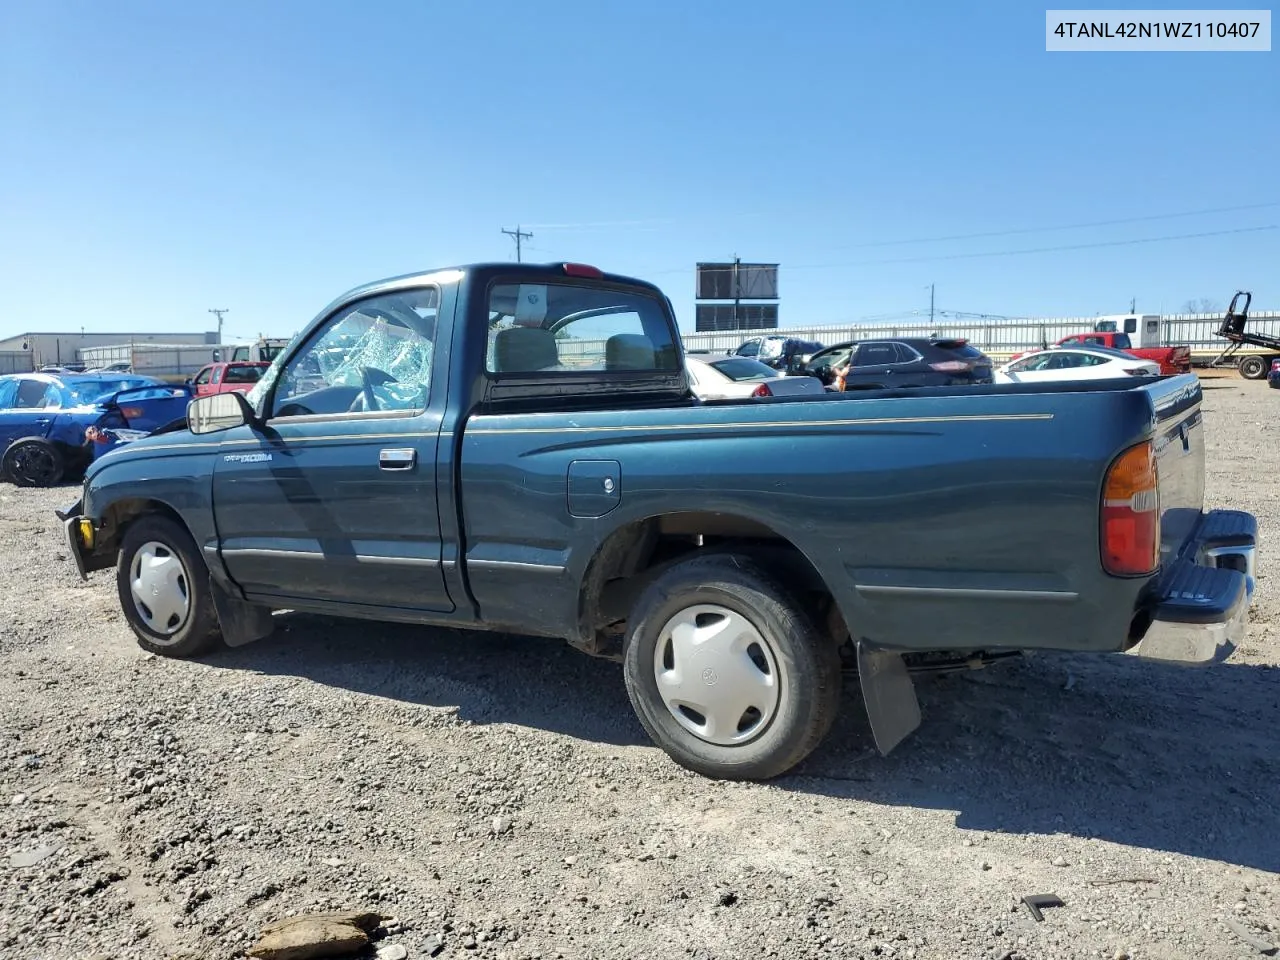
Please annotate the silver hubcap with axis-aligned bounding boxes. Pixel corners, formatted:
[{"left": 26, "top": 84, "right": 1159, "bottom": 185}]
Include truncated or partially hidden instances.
[
  {"left": 129, "top": 541, "right": 192, "bottom": 637},
  {"left": 652, "top": 603, "right": 783, "bottom": 746}
]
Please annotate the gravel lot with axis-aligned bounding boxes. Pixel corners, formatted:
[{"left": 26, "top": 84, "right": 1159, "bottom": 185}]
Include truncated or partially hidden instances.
[{"left": 2, "top": 374, "right": 1278, "bottom": 960}]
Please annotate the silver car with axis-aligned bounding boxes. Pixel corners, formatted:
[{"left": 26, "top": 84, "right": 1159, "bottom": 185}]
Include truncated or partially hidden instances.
[{"left": 685, "top": 356, "right": 826, "bottom": 400}]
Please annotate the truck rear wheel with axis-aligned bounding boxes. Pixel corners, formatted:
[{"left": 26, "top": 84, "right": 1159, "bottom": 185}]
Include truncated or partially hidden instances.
[
  {"left": 622, "top": 553, "right": 842, "bottom": 780},
  {"left": 1239, "top": 355, "right": 1268, "bottom": 380},
  {"left": 116, "top": 515, "right": 222, "bottom": 658}
]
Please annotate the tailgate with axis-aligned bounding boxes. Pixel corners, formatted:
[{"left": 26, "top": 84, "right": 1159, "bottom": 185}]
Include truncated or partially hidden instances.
[{"left": 1149, "top": 376, "right": 1205, "bottom": 566}]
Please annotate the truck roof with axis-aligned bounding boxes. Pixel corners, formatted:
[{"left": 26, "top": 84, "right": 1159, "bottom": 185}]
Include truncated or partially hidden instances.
[{"left": 319, "top": 261, "right": 668, "bottom": 320}]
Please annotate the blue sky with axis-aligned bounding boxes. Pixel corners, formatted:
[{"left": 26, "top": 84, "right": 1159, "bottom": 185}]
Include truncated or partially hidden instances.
[{"left": 1, "top": 1, "right": 1276, "bottom": 341}]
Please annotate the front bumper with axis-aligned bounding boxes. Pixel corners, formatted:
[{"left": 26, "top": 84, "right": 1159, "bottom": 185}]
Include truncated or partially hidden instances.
[
  {"left": 57, "top": 499, "right": 92, "bottom": 582},
  {"left": 1126, "top": 508, "right": 1257, "bottom": 665}
]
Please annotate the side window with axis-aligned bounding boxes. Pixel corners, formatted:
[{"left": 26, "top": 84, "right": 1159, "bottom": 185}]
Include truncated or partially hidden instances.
[
  {"left": 269, "top": 287, "right": 439, "bottom": 419},
  {"left": 486, "top": 282, "right": 679, "bottom": 374},
  {"left": 231, "top": 347, "right": 248, "bottom": 362},
  {"left": 1061, "top": 336, "right": 1081, "bottom": 345},
  {"left": 0, "top": 380, "right": 17, "bottom": 408},
  {"left": 809, "top": 348, "right": 850, "bottom": 373},
  {"left": 854, "top": 343, "right": 897, "bottom": 366},
  {"left": 892, "top": 342, "right": 920, "bottom": 363},
  {"left": 1011, "top": 354, "right": 1055, "bottom": 372},
  {"left": 735, "top": 340, "right": 760, "bottom": 357},
  {"left": 192, "top": 367, "right": 214, "bottom": 386},
  {"left": 1123, "top": 318, "right": 1137, "bottom": 334},
  {"left": 1084, "top": 336, "right": 1104, "bottom": 345},
  {"left": 1049, "top": 353, "right": 1086, "bottom": 369},
  {"left": 1113, "top": 333, "right": 1133, "bottom": 349},
  {"left": 14, "top": 379, "right": 55, "bottom": 408},
  {"left": 211, "top": 366, "right": 224, "bottom": 384}
]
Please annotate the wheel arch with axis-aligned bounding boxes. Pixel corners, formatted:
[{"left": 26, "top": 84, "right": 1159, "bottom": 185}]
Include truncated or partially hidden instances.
[
  {"left": 86, "top": 497, "right": 195, "bottom": 572},
  {"left": 572, "top": 509, "right": 846, "bottom": 660}
]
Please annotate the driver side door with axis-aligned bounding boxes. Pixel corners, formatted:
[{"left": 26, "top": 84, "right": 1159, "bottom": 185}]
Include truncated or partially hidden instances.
[{"left": 210, "top": 285, "right": 454, "bottom": 613}]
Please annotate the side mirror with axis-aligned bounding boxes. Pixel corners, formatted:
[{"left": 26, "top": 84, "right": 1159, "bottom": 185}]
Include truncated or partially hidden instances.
[{"left": 187, "top": 391, "right": 254, "bottom": 435}]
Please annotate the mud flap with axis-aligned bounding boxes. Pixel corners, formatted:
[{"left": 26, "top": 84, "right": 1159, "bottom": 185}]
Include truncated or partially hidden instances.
[
  {"left": 856, "top": 641, "right": 922, "bottom": 755},
  {"left": 210, "top": 576, "right": 276, "bottom": 648}
]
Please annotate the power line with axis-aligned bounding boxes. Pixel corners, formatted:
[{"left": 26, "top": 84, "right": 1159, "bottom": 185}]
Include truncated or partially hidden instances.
[
  {"left": 501, "top": 225, "right": 533, "bottom": 262},
  {"left": 208, "top": 308, "right": 229, "bottom": 343},
  {"left": 781, "top": 223, "right": 1280, "bottom": 270},
  {"left": 641, "top": 221, "right": 1278, "bottom": 278},
  {"left": 819, "top": 200, "right": 1280, "bottom": 251}
]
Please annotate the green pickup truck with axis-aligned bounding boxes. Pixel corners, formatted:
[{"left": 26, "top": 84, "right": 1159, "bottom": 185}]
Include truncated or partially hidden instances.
[{"left": 58, "top": 262, "right": 1256, "bottom": 780}]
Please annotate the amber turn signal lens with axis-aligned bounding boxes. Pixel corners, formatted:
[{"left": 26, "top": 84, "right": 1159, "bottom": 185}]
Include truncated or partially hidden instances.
[{"left": 1100, "top": 440, "right": 1159, "bottom": 576}]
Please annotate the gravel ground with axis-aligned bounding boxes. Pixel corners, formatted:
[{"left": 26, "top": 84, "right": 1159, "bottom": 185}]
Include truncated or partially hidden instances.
[{"left": 2, "top": 374, "right": 1278, "bottom": 960}]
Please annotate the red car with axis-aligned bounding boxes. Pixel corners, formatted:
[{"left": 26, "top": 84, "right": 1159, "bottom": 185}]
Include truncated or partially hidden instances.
[{"left": 189, "top": 361, "right": 270, "bottom": 397}]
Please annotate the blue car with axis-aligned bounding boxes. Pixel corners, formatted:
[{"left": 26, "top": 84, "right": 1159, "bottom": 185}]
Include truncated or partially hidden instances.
[{"left": 0, "top": 373, "right": 192, "bottom": 487}]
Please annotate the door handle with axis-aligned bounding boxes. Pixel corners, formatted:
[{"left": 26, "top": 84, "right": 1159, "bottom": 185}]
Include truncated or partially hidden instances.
[{"left": 379, "top": 448, "right": 416, "bottom": 470}]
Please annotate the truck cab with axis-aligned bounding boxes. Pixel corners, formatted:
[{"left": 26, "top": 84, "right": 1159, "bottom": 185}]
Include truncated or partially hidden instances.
[
  {"left": 1092, "top": 314, "right": 1163, "bottom": 348},
  {"left": 227, "top": 338, "right": 290, "bottom": 364}
]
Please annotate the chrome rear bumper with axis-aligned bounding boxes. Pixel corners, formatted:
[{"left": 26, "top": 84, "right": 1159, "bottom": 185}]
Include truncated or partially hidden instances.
[{"left": 1126, "top": 509, "right": 1256, "bottom": 666}]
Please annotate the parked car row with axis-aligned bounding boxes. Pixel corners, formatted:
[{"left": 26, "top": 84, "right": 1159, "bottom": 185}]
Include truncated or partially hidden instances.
[
  {"left": 696, "top": 330, "right": 1172, "bottom": 397},
  {"left": 0, "top": 328, "right": 1175, "bottom": 489}
]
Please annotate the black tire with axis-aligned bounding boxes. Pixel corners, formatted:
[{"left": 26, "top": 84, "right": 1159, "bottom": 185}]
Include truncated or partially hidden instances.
[
  {"left": 2, "top": 437, "right": 65, "bottom": 487},
  {"left": 116, "top": 515, "right": 222, "bottom": 658},
  {"left": 622, "top": 553, "right": 842, "bottom": 781},
  {"left": 1239, "top": 355, "right": 1268, "bottom": 380}
]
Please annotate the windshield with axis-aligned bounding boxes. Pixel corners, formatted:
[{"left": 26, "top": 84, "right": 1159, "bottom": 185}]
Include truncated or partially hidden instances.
[
  {"left": 709, "top": 358, "right": 777, "bottom": 381},
  {"left": 61, "top": 377, "right": 152, "bottom": 406},
  {"left": 757, "top": 339, "right": 784, "bottom": 358}
]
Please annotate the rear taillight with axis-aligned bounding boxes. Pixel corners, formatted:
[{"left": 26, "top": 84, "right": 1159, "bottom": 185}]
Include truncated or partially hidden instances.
[
  {"left": 1123, "top": 367, "right": 1152, "bottom": 376},
  {"left": 751, "top": 383, "right": 772, "bottom": 397},
  {"left": 120, "top": 406, "right": 144, "bottom": 420},
  {"left": 1101, "top": 440, "right": 1159, "bottom": 576},
  {"left": 929, "top": 360, "right": 973, "bottom": 373}
]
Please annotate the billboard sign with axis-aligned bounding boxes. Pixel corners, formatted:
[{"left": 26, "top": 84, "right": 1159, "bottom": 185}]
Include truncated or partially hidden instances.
[
  {"left": 694, "top": 303, "right": 779, "bottom": 332},
  {"left": 695, "top": 262, "right": 779, "bottom": 301}
]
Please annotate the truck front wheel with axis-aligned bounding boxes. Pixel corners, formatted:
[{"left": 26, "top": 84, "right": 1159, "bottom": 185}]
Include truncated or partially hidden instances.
[
  {"left": 116, "top": 516, "right": 222, "bottom": 658},
  {"left": 622, "top": 553, "right": 842, "bottom": 780},
  {"left": 1239, "top": 355, "right": 1269, "bottom": 380}
]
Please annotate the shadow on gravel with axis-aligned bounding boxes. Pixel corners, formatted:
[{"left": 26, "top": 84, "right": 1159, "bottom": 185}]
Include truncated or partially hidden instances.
[
  {"left": 784, "top": 652, "right": 1280, "bottom": 874},
  {"left": 207, "top": 612, "right": 649, "bottom": 748},
  {"left": 205, "top": 612, "right": 1280, "bottom": 871}
]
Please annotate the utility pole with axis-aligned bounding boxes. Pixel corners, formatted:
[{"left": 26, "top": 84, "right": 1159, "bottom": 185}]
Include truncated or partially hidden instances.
[
  {"left": 929, "top": 283, "right": 935, "bottom": 325},
  {"left": 501, "top": 226, "right": 533, "bottom": 262},
  {"left": 208, "top": 308, "right": 229, "bottom": 344}
]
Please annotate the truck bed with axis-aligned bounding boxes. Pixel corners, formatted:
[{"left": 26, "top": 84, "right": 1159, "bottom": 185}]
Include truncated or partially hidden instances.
[{"left": 458, "top": 374, "right": 1206, "bottom": 659}]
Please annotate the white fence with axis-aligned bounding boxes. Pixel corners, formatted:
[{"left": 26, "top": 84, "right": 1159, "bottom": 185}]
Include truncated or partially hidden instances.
[
  {"left": 78, "top": 343, "right": 226, "bottom": 380},
  {"left": 678, "top": 311, "right": 1280, "bottom": 360}
]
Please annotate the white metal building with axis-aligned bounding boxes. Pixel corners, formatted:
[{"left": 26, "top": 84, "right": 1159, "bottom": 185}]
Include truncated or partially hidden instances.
[{"left": 0, "top": 330, "right": 218, "bottom": 370}]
